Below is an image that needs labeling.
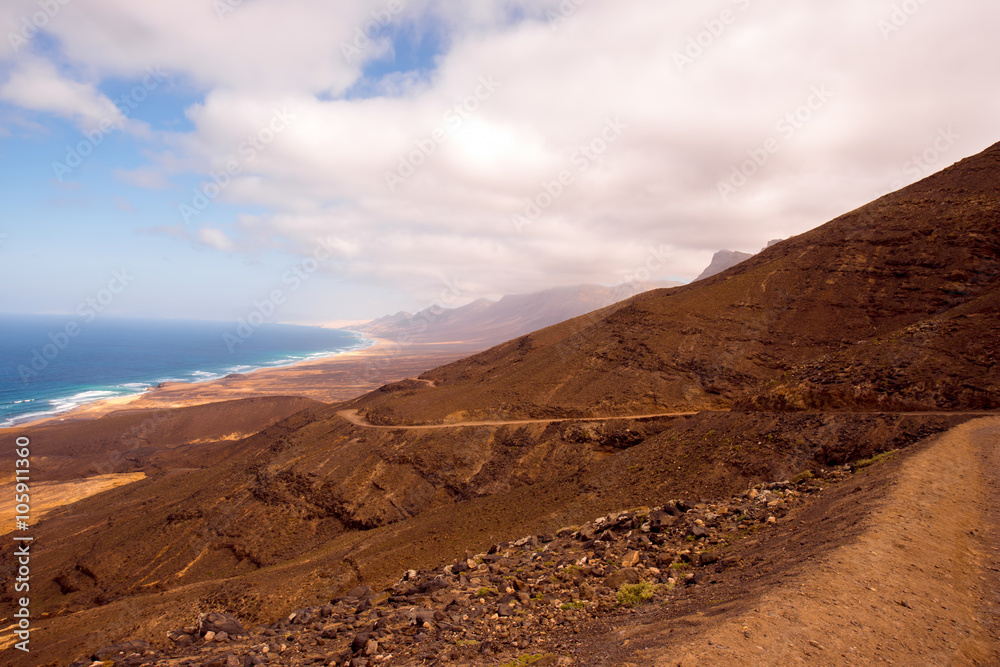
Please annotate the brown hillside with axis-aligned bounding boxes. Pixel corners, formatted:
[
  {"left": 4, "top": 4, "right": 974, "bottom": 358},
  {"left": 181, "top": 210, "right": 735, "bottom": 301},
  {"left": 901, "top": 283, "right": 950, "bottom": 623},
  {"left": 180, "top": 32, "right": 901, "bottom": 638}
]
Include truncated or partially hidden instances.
[
  {"left": 3, "top": 143, "right": 1000, "bottom": 666},
  {"left": 348, "top": 141, "right": 1000, "bottom": 425}
]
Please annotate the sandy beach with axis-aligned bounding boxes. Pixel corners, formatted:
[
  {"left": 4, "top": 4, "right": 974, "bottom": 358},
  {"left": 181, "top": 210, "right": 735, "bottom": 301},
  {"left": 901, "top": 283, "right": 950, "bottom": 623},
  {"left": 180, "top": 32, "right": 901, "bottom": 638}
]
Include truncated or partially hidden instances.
[{"left": 3, "top": 338, "right": 482, "bottom": 429}]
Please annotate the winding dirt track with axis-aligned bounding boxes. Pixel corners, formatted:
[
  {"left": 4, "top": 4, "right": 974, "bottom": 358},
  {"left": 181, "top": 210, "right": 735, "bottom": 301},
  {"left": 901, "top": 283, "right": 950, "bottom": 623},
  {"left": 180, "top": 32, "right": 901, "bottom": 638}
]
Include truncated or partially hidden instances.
[
  {"left": 337, "top": 409, "right": 999, "bottom": 430},
  {"left": 336, "top": 409, "right": 699, "bottom": 429},
  {"left": 643, "top": 416, "right": 1000, "bottom": 666}
]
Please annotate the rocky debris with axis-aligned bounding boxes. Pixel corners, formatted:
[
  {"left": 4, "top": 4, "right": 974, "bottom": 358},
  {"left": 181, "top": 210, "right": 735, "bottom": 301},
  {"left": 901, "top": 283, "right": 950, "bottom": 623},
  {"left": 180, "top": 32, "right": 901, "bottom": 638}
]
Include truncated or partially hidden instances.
[
  {"left": 199, "top": 611, "right": 247, "bottom": 638},
  {"left": 84, "top": 467, "right": 854, "bottom": 667}
]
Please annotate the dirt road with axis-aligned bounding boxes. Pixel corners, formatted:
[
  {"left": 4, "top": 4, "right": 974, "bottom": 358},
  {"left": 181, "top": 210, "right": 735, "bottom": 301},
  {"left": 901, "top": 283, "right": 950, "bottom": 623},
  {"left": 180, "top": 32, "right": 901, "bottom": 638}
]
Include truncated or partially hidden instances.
[
  {"left": 336, "top": 409, "right": 699, "bottom": 429},
  {"left": 640, "top": 416, "right": 1000, "bottom": 666}
]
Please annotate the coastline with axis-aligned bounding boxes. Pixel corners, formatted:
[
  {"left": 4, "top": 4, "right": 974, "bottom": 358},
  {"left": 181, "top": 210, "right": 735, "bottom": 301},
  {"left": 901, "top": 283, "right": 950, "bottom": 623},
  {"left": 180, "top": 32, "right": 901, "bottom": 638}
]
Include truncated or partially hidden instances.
[{"left": 0, "top": 336, "right": 481, "bottom": 430}]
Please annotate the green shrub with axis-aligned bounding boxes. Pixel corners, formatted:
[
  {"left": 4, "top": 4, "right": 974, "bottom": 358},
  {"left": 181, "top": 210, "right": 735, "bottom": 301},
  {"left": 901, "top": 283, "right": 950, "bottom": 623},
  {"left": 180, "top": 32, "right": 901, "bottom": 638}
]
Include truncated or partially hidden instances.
[
  {"left": 855, "top": 449, "right": 900, "bottom": 469},
  {"left": 616, "top": 582, "right": 655, "bottom": 607}
]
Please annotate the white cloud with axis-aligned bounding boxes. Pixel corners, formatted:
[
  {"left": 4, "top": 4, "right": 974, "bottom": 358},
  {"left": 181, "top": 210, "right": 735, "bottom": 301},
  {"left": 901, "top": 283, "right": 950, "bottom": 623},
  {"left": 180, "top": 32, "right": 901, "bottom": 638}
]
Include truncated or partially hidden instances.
[
  {"left": 3, "top": 0, "right": 1000, "bottom": 309},
  {"left": 197, "top": 227, "right": 235, "bottom": 252},
  {"left": 0, "top": 57, "right": 124, "bottom": 130}
]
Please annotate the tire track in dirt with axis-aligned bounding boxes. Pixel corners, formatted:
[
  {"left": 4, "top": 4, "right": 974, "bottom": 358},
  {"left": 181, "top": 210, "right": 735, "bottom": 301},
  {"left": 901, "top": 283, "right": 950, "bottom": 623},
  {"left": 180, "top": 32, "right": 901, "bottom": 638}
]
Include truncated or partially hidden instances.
[{"left": 645, "top": 416, "right": 1000, "bottom": 666}]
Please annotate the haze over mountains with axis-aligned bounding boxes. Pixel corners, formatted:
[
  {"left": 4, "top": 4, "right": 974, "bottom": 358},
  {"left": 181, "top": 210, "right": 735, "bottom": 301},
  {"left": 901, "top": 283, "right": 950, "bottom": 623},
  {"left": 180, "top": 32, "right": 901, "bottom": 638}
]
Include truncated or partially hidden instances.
[
  {"left": 2, "top": 142, "right": 999, "bottom": 665},
  {"left": 353, "top": 145, "right": 999, "bottom": 425},
  {"left": 356, "top": 281, "right": 681, "bottom": 346}
]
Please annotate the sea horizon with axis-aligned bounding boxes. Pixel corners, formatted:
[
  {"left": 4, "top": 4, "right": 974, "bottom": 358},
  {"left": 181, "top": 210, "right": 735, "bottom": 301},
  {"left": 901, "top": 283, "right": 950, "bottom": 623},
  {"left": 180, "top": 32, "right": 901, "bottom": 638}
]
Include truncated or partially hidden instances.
[{"left": 0, "top": 314, "right": 372, "bottom": 428}]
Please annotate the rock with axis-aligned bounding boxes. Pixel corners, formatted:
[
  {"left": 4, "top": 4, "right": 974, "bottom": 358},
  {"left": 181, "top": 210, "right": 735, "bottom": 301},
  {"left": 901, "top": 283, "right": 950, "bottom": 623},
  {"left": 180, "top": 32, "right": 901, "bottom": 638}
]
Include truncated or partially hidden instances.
[
  {"left": 497, "top": 603, "right": 515, "bottom": 617},
  {"left": 215, "top": 630, "right": 229, "bottom": 642},
  {"left": 92, "top": 640, "right": 150, "bottom": 661},
  {"left": 698, "top": 552, "right": 719, "bottom": 567},
  {"left": 452, "top": 561, "right": 470, "bottom": 574},
  {"left": 621, "top": 550, "right": 641, "bottom": 568},
  {"left": 604, "top": 568, "right": 641, "bottom": 588},
  {"left": 290, "top": 608, "right": 313, "bottom": 624},
  {"left": 204, "top": 631, "right": 217, "bottom": 642},
  {"left": 199, "top": 611, "right": 246, "bottom": 637},
  {"left": 351, "top": 632, "right": 372, "bottom": 654},
  {"left": 648, "top": 510, "right": 672, "bottom": 531},
  {"left": 364, "top": 638, "right": 379, "bottom": 656},
  {"left": 347, "top": 585, "right": 374, "bottom": 600},
  {"left": 409, "top": 608, "right": 440, "bottom": 626}
]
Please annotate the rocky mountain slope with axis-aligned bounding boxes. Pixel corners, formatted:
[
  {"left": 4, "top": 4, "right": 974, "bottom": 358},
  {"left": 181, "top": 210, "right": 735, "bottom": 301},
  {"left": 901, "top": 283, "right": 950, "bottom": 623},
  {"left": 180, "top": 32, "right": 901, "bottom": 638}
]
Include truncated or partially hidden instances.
[
  {"left": 3, "top": 142, "right": 999, "bottom": 666},
  {"left": 348, "top": 142, "right": 1000, "bottom": 425}
]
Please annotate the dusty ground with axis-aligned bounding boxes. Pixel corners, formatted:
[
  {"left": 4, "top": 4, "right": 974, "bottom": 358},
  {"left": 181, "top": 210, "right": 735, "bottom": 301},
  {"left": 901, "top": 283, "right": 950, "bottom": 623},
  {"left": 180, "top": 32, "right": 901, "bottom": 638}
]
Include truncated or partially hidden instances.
[
  {"left": 0, "top": 472, "right": 146, "bottom": 536},
  {"left": 570, "top": 417, "right": 1000, "bottom": 666}
]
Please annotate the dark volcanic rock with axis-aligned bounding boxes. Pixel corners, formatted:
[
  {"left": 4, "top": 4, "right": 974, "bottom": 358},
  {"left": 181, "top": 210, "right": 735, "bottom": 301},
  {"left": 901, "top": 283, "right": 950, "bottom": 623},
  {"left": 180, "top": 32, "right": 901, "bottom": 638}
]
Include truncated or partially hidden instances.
[{"left": 198, "top": 611, "right": 245, "bottom": 637}]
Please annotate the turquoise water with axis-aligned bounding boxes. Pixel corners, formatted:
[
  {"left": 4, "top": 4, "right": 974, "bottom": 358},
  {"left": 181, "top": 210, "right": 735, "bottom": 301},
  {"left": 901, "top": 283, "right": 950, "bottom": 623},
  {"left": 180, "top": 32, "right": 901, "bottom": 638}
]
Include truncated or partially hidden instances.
[{"left": 0, "top": 315, "right": 370, "bottom": 427}]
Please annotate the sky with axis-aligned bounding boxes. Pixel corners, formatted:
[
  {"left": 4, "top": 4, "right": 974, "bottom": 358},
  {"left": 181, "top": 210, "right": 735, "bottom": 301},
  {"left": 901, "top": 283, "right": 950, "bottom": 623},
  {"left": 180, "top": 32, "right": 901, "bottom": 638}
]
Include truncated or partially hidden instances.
[{"left": 1, "top": 0, "right": 998, "bottom": 325}]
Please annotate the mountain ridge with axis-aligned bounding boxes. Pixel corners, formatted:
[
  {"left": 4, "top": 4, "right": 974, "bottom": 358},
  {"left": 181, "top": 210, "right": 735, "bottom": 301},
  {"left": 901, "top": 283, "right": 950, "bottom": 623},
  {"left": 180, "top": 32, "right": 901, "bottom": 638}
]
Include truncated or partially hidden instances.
[
  {"left": 348, "top": 141, "right": 1000, "bottom": 425},
  {"left": 3, "top": 140, "right": 1000, "bottom": 666},
  {"left": 354, "top": 282, "right": 681, "bottom": 346}
]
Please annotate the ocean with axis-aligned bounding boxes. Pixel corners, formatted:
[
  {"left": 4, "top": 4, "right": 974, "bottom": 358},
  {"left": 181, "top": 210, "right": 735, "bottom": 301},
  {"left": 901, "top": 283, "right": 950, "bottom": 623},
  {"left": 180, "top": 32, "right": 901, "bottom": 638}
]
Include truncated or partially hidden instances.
[{"left": 0, "top": 314, "right": 370, "bottom": 428}]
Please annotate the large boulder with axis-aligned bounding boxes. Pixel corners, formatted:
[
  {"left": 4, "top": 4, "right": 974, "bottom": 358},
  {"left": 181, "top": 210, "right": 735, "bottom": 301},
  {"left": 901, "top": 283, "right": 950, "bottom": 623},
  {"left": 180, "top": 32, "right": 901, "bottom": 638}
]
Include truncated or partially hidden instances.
[{"left": 198, "top": 611, "right": 245, "bottom": 637}]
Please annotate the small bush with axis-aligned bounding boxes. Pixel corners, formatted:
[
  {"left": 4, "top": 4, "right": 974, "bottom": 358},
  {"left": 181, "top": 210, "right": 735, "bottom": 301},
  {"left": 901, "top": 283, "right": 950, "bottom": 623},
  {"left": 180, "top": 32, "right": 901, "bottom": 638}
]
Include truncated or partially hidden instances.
[
  {"left": 616, "top": 582, "right": 655, "bottom": 607},
  {"left": 792, "top": 469, "right": 814, "bottom": 484},
  {"left": 855, "top": 449, "right": 900, "bottom": 469}
]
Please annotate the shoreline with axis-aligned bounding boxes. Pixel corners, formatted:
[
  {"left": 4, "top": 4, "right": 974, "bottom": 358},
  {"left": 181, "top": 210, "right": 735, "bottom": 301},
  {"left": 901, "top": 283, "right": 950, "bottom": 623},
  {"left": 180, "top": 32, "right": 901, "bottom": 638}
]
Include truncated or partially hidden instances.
[{"left": 0, "top": 337, "right": 480, "bottom": 431}]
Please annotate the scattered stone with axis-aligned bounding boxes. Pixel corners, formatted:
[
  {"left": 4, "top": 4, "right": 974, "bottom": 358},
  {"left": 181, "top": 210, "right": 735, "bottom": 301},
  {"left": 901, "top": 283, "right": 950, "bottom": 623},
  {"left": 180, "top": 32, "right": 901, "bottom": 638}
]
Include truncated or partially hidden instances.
[
  {"left": 605, "top": 567, "right": 641, "bottom": 588},
  {"left": 86, "top": 467, "right": 854, "bottom": 667},
  {"left": 92, "top": 640, "right": 150, "bottom": 661},
  {"left": 621, "top": 550, "right": 641, "bottom": 568},
  {"left": 199, "top": 611, "right": 246, "bottom": 637}
]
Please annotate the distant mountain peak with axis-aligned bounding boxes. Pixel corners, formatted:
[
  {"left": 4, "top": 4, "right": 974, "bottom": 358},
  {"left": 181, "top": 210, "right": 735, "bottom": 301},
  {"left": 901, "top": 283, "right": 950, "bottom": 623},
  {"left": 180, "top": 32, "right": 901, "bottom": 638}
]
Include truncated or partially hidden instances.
[{"left": 695, "top": 249, "right": 755, "bottom": 281}]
